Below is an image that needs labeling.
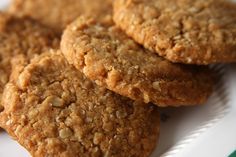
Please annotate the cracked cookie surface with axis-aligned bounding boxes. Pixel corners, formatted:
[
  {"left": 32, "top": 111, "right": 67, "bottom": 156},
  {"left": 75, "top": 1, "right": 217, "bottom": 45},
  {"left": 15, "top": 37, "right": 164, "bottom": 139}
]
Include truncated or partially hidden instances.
[
  {"left": 113, "top": 0, "right": 236, "bottom": 64},
  {"left": 9, "top": 0, "right": 113, "bottom": 33},
  {"left": 61, "top": 16, "right": 213, "bottom": 107},
  {"left": 0, "top": 52, "right": 160, "bottom": 157},
  {"left": 0, "top": 12, "right": 58, "bottom": 110}
]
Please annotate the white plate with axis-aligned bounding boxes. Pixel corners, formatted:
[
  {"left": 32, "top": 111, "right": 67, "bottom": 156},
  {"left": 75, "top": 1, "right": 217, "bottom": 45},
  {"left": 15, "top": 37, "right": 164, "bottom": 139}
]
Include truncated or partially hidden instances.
[
  {"left": 152, "top": 65, "right": 231, "bottom": 157},
  {"left": 0, "top": 1, "right": 235, "bottom": 157}
]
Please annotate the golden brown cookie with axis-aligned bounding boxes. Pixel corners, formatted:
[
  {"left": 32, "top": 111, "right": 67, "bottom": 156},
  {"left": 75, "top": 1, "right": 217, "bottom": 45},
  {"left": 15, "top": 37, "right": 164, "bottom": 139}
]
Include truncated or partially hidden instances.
[
  {"left": 9, "top": 0, "right": 113, "bottom": 33},
  {"left": 113, "top": 0, "right": 236, "bottom": 64},
  {"left": 0, "top": 12, "right": 58, "bottom": 110},
  {"left": 0, "top": 52, "right": 160, "bottom": 157},
  {"left": 61, "top": 16, "right": 214, "bottom": 107}
]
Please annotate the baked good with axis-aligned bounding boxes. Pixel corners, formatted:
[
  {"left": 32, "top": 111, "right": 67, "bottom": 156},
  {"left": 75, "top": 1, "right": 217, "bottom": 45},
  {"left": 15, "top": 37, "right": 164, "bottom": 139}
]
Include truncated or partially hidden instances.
[
  {"left": 9, "top": 0, "right": 113, "bottom": 33},
  {"left": 0, "top": 52, "right": 160, "bottom": 157},
  {"left": 61, "top": 16, "right": 213, "bottom": 107},
  {"left": 113, "top": 0, "right": 236, "bottom": 64},
  {"left": 0, "top": 12, "right": 58, "bottom": 110}
]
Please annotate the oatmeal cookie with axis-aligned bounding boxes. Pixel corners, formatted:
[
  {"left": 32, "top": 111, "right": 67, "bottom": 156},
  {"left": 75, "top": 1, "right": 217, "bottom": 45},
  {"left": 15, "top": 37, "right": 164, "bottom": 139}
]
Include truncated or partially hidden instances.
[
  {"left": 61, "top": 16, "right": 214, "bottom": 107},
  {"left": 113, "top": 0, "right": 236, "bottom": 64},
  {"left": 0, "top": 52, "right": 160, "bottom": 157},
  {"left": 9, "top": 0, "right": 113, "bottom": 33},
  {"left": 0, "top": 12, "right": 58, "bottom": 110}
]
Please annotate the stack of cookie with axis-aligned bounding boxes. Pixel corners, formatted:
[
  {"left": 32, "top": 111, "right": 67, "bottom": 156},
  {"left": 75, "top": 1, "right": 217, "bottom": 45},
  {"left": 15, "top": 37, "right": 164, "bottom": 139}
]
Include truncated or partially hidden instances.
[{"left": 0, "top": 0, "right": 235, "bottom": 156}]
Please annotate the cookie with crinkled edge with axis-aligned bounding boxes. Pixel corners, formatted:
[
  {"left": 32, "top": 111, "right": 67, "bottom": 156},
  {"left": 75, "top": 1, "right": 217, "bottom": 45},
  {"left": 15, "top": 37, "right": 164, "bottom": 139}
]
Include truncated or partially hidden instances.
[
  {"left": 0, "top": 51, "right": 160, "bottom": 157},
  {"left": 9, "top": 0, "right": 113, "bottom": 33},
  {"left": 113, "top": 0, "right": 236, "bottom": 64},
  {"left": 0, "top": 12, "right": 59, "bottom": 111},
  {"left": 61, "top": 16, "right": 214, "bottom": 107}
]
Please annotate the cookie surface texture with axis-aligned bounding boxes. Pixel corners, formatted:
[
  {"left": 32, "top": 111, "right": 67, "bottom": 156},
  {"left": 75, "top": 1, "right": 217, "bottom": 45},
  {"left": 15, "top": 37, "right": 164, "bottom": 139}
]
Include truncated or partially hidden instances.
[
  {"left": 9, "top": 0, "right": 113, "bottom": 32},
  {"left": 0, "top": 12, "right": 58, "bottom": 109},
  {"left": 61, "top": 17, "right": 213, "bottom": 107},
  {"left": 0, "top": 52, "right": 160, "bottom": 157},
  {"left": 113, "top": 0, "right": 236, "bottom": 64}
]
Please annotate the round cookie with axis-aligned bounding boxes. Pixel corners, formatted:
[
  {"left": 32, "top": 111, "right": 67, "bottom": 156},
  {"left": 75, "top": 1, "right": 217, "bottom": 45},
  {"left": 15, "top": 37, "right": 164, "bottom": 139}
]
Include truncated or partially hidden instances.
[
  {"left": 9, "top": 0, "right": 113, "bottom": 33},
  {"left": 0, "top": 52, "right": 160, "bottom": 157},
  {"left": 0, "top": 12, "right": 58, "bottom": 110},
  {"left": 61, "top": 16, "right": 214, "bottom": 107},
  {"left": 113, "top": 0, "right": 236, "bottom": 64}
]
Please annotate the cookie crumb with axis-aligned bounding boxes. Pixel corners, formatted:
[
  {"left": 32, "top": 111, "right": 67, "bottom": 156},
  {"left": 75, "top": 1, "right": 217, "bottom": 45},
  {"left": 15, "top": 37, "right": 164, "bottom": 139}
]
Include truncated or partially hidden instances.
[
  {"left": 116, "top": 110, "right": 127, "bottom": 119},
  {"left": 44, "top": 96, "right": 64, "bottom": 108},
  {"left": 93, "top": 132, "right": 104, "bottom": 145},
  {"left": 59, "top": 127, "right": 73, "bottom": 138},
  {"left": 152, "top": 81, "right": 161, "bottom": 91}
]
